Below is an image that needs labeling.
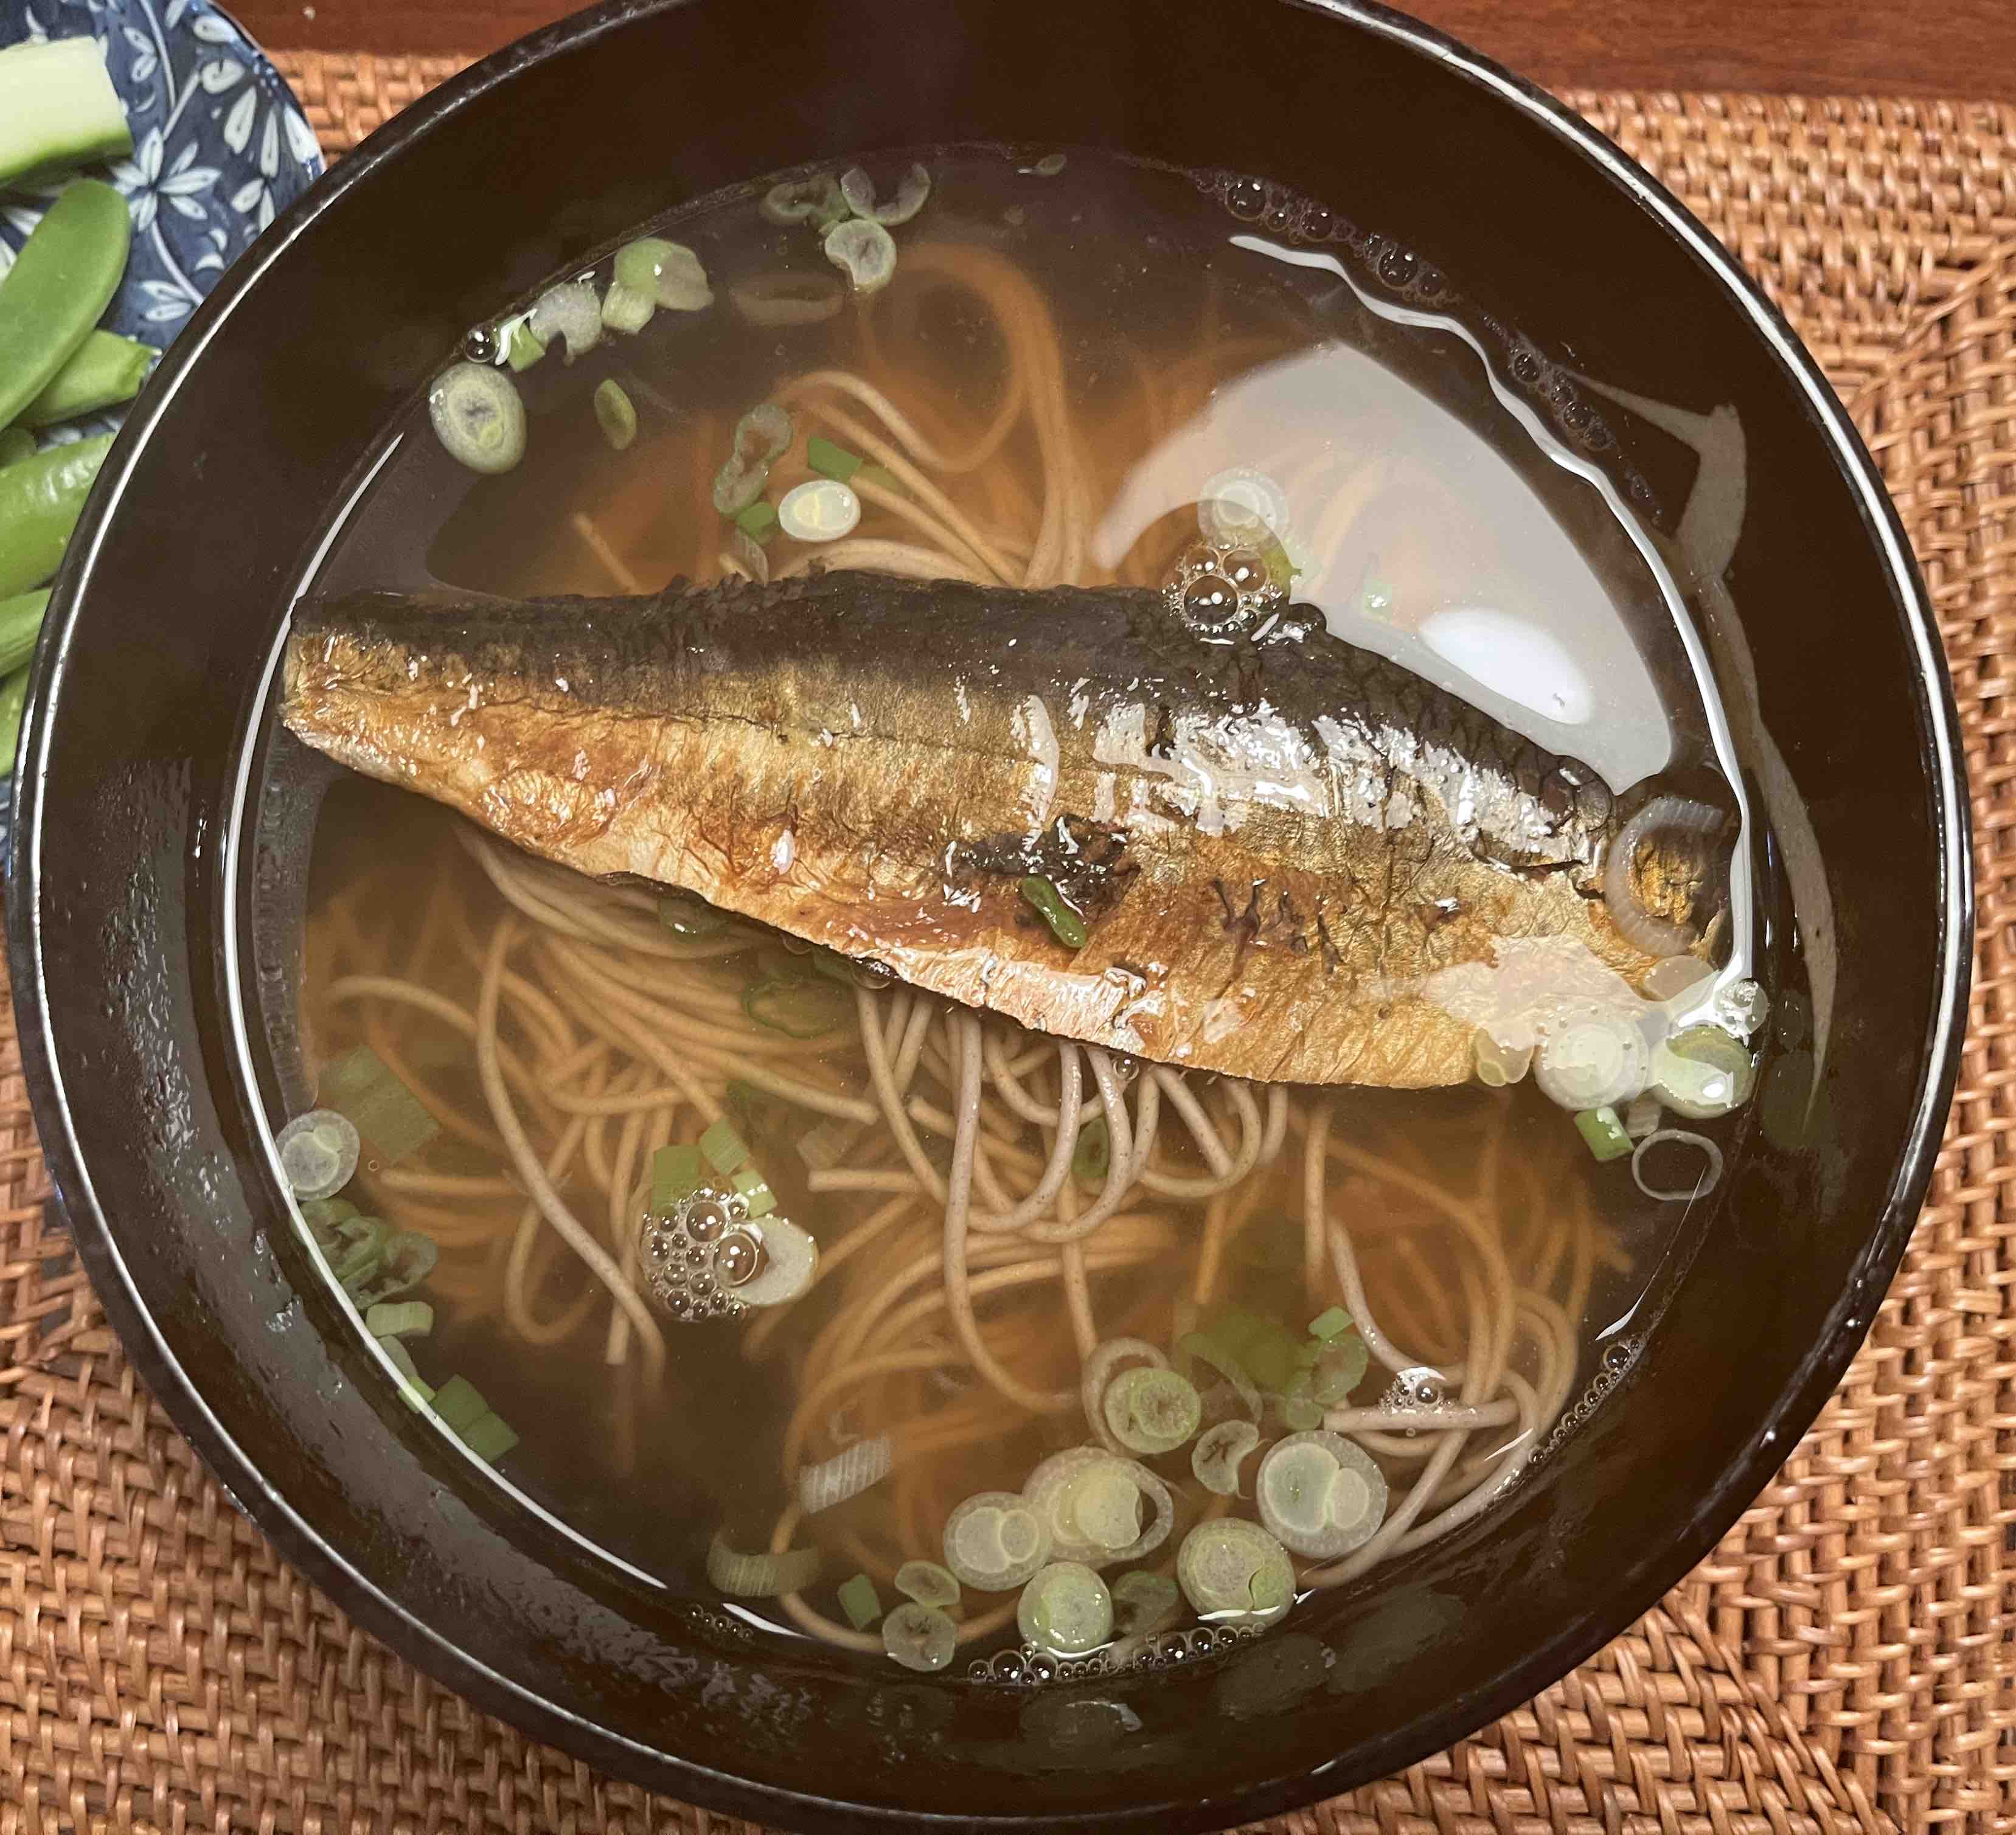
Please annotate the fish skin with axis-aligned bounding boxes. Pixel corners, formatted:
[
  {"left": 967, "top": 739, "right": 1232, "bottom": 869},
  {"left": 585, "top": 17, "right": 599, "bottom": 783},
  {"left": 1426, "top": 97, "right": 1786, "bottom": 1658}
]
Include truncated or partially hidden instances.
[{"left": 282, "top": 569, "right": 1675, "bottom": 1086}]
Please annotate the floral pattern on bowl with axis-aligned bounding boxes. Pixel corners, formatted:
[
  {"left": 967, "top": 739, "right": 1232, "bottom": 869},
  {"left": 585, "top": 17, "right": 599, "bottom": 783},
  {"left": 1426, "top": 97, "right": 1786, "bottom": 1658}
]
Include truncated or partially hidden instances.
[
  {"left": 0, "top": 0, "right": 322, "bottom": 848},
  {"left": 1, "top": 0, "right": 324, "bottom": 345}
]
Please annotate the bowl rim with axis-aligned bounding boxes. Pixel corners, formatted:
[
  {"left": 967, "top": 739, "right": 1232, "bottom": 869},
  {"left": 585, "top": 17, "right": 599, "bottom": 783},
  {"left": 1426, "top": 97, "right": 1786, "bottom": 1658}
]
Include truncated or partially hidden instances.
[{"left": 6, "top": 0, "right": 1972, "bottom": 1825}]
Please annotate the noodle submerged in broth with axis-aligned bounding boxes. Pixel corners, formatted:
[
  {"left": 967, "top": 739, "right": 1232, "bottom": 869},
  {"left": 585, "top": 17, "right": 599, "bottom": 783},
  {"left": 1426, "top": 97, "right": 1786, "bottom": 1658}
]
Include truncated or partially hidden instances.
[{"left": 269, "top": 147, "right": 1771, "bottom": 1679}]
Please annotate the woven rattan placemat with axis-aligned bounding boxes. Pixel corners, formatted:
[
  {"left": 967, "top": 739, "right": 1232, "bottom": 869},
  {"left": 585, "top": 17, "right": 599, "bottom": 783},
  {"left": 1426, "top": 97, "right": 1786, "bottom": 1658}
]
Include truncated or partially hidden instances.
[{"left": 1, "top": 53, "right": 2011, "bottom": 1834}]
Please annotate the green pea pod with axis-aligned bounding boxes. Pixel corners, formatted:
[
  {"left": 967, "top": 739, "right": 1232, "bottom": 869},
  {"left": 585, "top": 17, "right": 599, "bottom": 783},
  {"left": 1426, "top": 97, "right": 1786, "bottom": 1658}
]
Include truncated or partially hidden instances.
[
  {"left": 0, "top": 429, "right": 33, "bottom": 469},
  {"left": 0, "top": 181, "right": 132, "bottom": 431},
  {"left": 16, "top": 330, "right": 156, "bottom": 428},
  {"left": 0, "top": 434, "right": 114, "bottom": 597},
  {"left": 0, "top": 667, "right": 28, "bottom": 777},
  {"left": 0, "top": 589, "right": 50, "bottom": 678}
]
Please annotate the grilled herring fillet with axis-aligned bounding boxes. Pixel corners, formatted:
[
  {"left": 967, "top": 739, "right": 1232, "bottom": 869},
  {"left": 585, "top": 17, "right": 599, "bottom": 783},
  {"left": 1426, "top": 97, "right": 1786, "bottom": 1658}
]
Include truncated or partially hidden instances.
[{"left": 283, "top": 570, "right": 1685, "bottom": 1086}]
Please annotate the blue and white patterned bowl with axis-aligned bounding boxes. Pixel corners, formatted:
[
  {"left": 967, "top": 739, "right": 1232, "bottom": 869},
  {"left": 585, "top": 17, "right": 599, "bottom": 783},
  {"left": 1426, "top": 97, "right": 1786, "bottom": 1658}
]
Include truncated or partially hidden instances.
[
  {"left": 1, "top": 0, "right": 321, "bottom": 842},
  {"left": 1, "top": 0, "right": 322, "bottom": 347}
]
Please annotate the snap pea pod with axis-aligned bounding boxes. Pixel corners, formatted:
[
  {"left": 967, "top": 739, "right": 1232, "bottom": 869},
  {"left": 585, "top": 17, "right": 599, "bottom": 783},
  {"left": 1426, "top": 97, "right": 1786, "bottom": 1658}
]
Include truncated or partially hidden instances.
[
  {"left": 16, "top": 331, "right": 155, "bottom": 428},
  {"left": 0, "top": 434, "right": 113, "bottom": 597},
  {"left": 0, "top": 590, "right": 49, "bottom": 678},
  {"left": 0, "top": 181, "right": 131, "bottom": 432},
  {"left": 0, "top": 668, "right": 27, "bottom": 776},
  {"left": 0, "top": 429, "right": 32, "bottom": 469}
]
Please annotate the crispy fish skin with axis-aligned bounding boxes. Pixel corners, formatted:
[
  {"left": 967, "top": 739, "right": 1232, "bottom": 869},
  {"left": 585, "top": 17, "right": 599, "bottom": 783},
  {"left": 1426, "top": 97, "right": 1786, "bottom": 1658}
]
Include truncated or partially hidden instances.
[{"left": 283, "top": 570, "right": 1668, "bottom": 1086}]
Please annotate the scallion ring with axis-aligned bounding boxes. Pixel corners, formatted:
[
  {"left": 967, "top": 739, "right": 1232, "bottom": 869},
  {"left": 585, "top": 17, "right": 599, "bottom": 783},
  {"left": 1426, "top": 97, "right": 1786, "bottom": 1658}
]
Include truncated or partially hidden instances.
[
  {"left": 1176, "top": 1519, "right": 1295, "bottom": 1628},
  {"left": 1017, "top": 1561, "right": 1112, "bottom": 1657},
  {"left": 707, "top": 1531, "right": 820, "bottom": 1598},
  {"left": 277, "top": 1108, "right": 360, "bottom": 1201},
  {"left": 883, "top": 1602, "right": 957, "bottom": 1672},
  {"left": 427, "top": 362, "right": 526, "bottom": 476},
  {"left": 1255, "top": 1429, "right": 1388, "bottom": 1559},
  {"left": 944, "top": 1490, "right": 1049, "bottom": 1592},
  {"left": 593, "top": 380, "right": 638, "bottom": 451},
  {"left": 824, "top": 217, "right": 897, "bottom": 294},
  {"left": 529, "top": 280, "right": 602, "bottom": 361}
]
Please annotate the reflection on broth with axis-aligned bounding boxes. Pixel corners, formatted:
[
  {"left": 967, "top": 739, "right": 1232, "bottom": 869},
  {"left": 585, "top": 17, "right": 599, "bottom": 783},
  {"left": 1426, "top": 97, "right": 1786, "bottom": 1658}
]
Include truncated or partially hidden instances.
[{"left": 263, "top": 148, "right": 1774, "bottom": 1682}]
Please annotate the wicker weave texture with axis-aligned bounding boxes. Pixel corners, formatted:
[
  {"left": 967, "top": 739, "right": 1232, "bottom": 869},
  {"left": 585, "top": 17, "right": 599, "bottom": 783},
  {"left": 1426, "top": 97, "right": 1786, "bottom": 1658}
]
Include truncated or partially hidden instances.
[{"left": 0, "top": 52, "right": 2009, "bottom": 1835}]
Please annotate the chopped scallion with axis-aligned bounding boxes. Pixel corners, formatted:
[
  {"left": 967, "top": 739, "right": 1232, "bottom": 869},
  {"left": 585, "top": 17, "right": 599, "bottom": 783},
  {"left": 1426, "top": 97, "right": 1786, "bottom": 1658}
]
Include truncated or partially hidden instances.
[
  {"left": 707, "top": 1532, "right": 821, "bottom": 1597},
  {"left": 459, "top": 1410, "right": 520, "bottom": 1463},
  {"left": 431, "top": 1375, "right": 488, "bottom": 1431},
  {"left": 1017, "top": 1561, "right": 1112, "bottom": 1657},
  {"left": 1309, "top": 1305, "right": 1353, "bottom": 1342},
  {"left": 1575, "top": 1105, "right": 1633, "bottom": 1162},
  {"left": 824, "top": 216, "right": 897, "bottom": 294},
  {"left": 1101, "top": 1367, "right": 1201, "bottom": 1455},
  {"left": 742, "top": 970, "right": 851, "bottom": 1038},
  {"left": 505, "top": 319, "right": 546, "bottom": 371},
  {"left": 428, "top": 361, "right": 527, "bottom": 474},
  {"left": 807, "top": 434, "right": 861, "bottom": 480},
  {"left": 320, "top": 1044, "right": 440, "bottom": 1163},
  {"left": 838, "top": 1572, "right": 882, "bottom": 1631},
  {"left": 699, "top": 1118, "right": 750, "bottom": 1177},
  {"left": 882, "top": 1601, "right": 956, "bottom": 1672},
  {"left": 894, "top": 1560, "right": 962, "bottom": 1609},
  {"left": 731, "top": 1165, "right": 777, "bottom": 1219},
  {"left": 653, "top": 1145, "right": 709, "bottom": 1218},
  {"left": 734, "top": 499, "right": 778, "bottom": 544},
  {"left": 1019, "top": 876, "right": 1088, "bottom": 949},
  {"left": 366, "top": 1299, "right": 433, "bottom": 1339},
  {"left": 593, "top": 379, "right": 636, "bottom": 451},
  {"left": 1071, "top": 1116, "right": 1110, "bottom": 1186}
]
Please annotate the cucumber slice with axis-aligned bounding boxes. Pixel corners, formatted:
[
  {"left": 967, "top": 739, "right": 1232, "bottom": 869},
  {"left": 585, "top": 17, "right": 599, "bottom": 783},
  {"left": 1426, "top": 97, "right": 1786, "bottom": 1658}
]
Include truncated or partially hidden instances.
[{"left": 0, "top": 40, "right": 133, "bottom": 190}]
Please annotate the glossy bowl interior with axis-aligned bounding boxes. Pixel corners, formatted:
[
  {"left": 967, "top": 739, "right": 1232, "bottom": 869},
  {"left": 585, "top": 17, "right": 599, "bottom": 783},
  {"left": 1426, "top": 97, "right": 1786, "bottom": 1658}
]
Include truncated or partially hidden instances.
[{"left": 7, "top": 0, "right": 1967, "bottom": 1827}]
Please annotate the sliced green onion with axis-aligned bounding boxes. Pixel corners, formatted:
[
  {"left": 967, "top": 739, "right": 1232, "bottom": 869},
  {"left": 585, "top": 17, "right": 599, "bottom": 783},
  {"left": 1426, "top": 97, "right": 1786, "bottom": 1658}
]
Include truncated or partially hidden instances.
[
  {"left": 699, "top": 1118, "right": 749, "bottom": 1177},
  {"left": 321, "top": 1044, "right": 441, "bottom": 1163},
  {"left": 734, "top": 499, "right": 779, "bottom": 544},
  {"left": 529, "top": 280, "right": 602, "bottom": 361},
  {"left": 1631, "top": 1127, "right": 1725, "bottom": 1202},
  {"left": 894, "top": 1560, "right": 962, "bottom": 1609},
  {"left": 731, "top": 1165, "right": 778, "bottom": 1219},
  {"left": 276, "top": 1108, "right": 360, "bottom": 1201},
  {"left": 1072, "top": 1117, "right": 1110, "bottom": 1185},
  {"left": 1034, "top": 152, "right": 1068, "bottom": 178},
  {"left": 742, "top": 970, "right": 851, "bottom": 1038},
  {"left": 1176, "top": 1519, "right": 1295, "bottom": 1628},
  {"left": 761, "top": 173, "right": 847, "bottom": 227},
  {"left": 505, "top": 318, "right": 546, "bottom": 371},
  {"left": 1624, "top": 1092, "right": 1664, "bottom": 1140},
  {"left": 652, "top": 1142, "right": 704, "bottom": 1209},
  {"left": 944, "top": 1490, "right": 1050, "bottom": 1591},
  {"left": 431, "top": 1374, "right": 488, "bottom": 1431},
  {"left": 658, "top": 887, "right": 727, "bottom": 936},
  {"left": 378, "top": 1334, "right": 434, "bottom": 1409},
  {"left": 1256, "top": 1429, "right": 1388, "bottom": 1558},
  {"left": 838, "top": 162, "right": 932, "bottom": 226},
  {"left": 459, "top": 1410, "right": 520, "bottom": 1463},
  {"left": 1175, "top": 1331, "right": 1262, "bottom": 1423},
  {"left": 777, "top": 477, "right": 860, "bottom": 543},
  {"left": 599, "top": 280, "right": 653, "bottom": 334},
  {"left": 1309, "top": 1306, "right": 1353, "bottom": 1342},
  {"left": 327, "top": 1215, "right": 389, "bottom": 1292},
  {"left": 883, "top": 1601, "right": 956, "bottom": 1672},
  {"left": 614, "top": 237, "right": 711, "bottom": 311},
  {"left": 797, "top": 1116, "right": 855, "bottom": 1173},
  {"left": 1309, "top": 1330, "right": 1369, "bottom": 1407},
  {"left": 365, "top": 1299, "right": 433, "bottom": 1339},
  {"left": 807, "top": 434, "right": 863, "bottom": 481},
  {"left": 799, "top": 1432, "right": 893, "bottom": 1514},
  {"left": 361, "top": 1230, "right": 437, "bottom": 1305},
  {"left": 1079, "top": 1338, "right": 1164, "bottom": 1451},
  {"left": 707, "top": 1531, "right": 821, "bottom": 1597},
  {"left": 1017, "top": 1561, "right": 1112, "bottom": 1656},
  {"left": 1111, "top": 1570, "right": 1180, "bottom": 1636},
  {"left": 1282, "top": 1396, "right": 1324, "bottom": 1431},
  {"left": 729, "top": 1217, "right": 818, "bottom": 1308},
  {"left": 1192, "top": 1420, "right": 1260, "bottom": 1496},
  {"left": 1575, "top": 1105, "right": 1633, "bottom": 1162},
  {"left": 838, "top": 1572, "right": 882, "bottom": 1630},
  {"left": 735, "top": 403, "right": 793, "bottom": 465},
  {"left": 824, "top": 217, "right": 897, "bottom": 294},
  {"left": 298, "top": 1196, "right": 358, "bottom": 1237},
  {"left": 858, "top": 463, "right": 902, "bottom": 493},
  {"left": 1102, "top": 1367, "right": 1201, "bottom": 1455},
  {"left": 729, "top": 271, "right": 844, "bottom": 328},
  {"left": 1020, "top": 876, "right": 1088, "bottom": 949},
  {"left": 593, "top": 379, "right": 637, "bottom": 450},
  {"left": 1650, "top": 1025, "right": 1756, "bottom": 1120},
  {"left": 1024, "top": 1448, "right": 1173, "bottom": 1564},
  {"left": 1473, "top": 1029, "right": 1534, "bottom": 1088}
]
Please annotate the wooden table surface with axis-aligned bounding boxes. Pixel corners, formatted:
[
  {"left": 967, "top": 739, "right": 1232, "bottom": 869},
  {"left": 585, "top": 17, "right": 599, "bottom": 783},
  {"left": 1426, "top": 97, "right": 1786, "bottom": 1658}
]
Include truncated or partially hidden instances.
[{"left": 238, "top": 0, "right": 2016, "bottom": 100}]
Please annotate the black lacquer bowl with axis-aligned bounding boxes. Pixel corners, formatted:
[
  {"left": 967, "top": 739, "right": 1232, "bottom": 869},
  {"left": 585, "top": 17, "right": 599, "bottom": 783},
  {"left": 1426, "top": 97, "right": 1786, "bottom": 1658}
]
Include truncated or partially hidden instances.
[{"left": 5, "top": 1, "right": 1969, "bottom": 1827}]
